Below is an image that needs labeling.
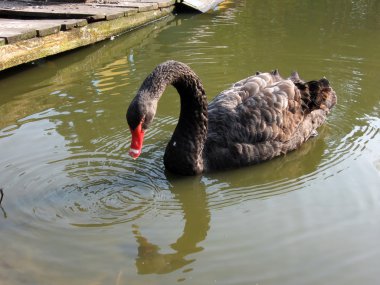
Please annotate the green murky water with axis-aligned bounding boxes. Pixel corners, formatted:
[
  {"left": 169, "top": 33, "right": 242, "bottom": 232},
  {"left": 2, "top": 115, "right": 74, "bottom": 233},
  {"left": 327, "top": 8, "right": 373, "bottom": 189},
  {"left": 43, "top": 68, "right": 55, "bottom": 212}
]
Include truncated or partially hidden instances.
[{"left": 1, "top": 1, "right": 380, "bottom": 284}]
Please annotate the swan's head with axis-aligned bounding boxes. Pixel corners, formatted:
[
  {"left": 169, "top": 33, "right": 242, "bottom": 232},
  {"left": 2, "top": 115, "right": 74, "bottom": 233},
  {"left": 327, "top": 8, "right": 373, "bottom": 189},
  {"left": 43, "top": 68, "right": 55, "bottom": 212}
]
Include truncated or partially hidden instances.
[
  {"left": 126, "top": 92, "right": 158, "bottom": 159},
  {"left": 294, "top": 77, "right": 337, "bottom": 113}
]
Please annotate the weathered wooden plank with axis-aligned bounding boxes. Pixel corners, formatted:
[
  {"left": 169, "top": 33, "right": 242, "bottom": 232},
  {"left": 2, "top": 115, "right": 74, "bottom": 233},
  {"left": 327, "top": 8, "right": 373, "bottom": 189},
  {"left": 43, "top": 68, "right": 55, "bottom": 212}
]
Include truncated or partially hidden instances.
[
  {"left": 0, "top": 19, "right": 61, "bottom": 37},
  {"left": 0, "top": 27, "right": 37, "bottom": 44},
  {"left": 37, "top": 0, "right": 86, "bottom": 2},
  {"left": 142, "top": 0, "right": 176, "bottom": 8},
  {"left": 102, "top": 11, "right": 125, "bottom": 21},
  {"left": 0, "top": 18, "right": 89, "bottom": 31},
  {"left": 90, "top": 2, "right": 158, "bottom": 12},
  {"left": 42, "top": 19, "right": 88, "bottom": 30},
  {"left": 0, "top": 4, "right": 132, "bottom": 21},
  {"left": 0, "top": 8, "right": 88, "bottom": 19}
]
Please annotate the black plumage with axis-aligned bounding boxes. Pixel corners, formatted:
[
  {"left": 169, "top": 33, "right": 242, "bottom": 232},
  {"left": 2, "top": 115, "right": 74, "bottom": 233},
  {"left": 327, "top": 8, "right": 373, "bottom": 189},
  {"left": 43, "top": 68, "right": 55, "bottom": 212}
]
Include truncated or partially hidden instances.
[{"left": 127, "top": 60, "right": 337, "bottom": 175}]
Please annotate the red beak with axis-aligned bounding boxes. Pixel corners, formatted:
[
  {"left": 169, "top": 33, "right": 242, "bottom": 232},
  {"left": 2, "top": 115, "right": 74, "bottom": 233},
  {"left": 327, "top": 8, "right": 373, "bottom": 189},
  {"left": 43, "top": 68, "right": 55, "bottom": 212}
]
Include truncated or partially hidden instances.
[{"left": 129, "top": 122, "right": 145, "bottom": 159}]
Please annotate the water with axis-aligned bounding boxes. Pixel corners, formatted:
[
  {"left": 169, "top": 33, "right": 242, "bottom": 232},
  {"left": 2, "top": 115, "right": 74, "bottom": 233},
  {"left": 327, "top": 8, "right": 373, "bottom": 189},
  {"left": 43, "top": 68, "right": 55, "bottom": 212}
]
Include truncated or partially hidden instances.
[{"left": 1, "top": 0, "right": 380, "bottom": 284}]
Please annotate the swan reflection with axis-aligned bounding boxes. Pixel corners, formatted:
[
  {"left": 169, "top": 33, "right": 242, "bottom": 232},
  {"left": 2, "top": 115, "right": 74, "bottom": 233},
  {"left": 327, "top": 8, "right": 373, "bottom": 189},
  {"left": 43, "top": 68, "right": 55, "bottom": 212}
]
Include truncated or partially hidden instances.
[{"left": 133, "top": 177, "right": 210, "bottom": 274}]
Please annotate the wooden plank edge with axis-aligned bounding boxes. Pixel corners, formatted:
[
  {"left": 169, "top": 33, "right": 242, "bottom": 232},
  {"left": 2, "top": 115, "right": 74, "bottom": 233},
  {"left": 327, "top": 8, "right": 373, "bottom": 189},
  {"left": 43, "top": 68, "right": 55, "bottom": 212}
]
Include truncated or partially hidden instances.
[
  {"left": 37, "top": 25, "right": 61, "bottom": 37},
  {"left": 0, "top": 9, "right": 91, "bottom": 19},
  {"left": 0, "top": 21, "right": 61, "bottom": 36},
  {"left": 144, "top": 0, "right": 176, "bottom": 8},
  {"left": 0, "top": 29, "right": 37, "bottom": 44},
  {"left": 60, "top": 19, "right": 88, "bottom": 30},
  {"left": 93, "top": 3, "right": 159, "bottom": 13}
]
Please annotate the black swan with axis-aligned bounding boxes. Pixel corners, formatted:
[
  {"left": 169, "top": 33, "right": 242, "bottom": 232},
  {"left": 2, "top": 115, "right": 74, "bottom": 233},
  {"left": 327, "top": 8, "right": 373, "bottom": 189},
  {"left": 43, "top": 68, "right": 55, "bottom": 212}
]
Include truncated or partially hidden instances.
[{"left": 127, "top": 60, "right": 337, "bottom": 175}]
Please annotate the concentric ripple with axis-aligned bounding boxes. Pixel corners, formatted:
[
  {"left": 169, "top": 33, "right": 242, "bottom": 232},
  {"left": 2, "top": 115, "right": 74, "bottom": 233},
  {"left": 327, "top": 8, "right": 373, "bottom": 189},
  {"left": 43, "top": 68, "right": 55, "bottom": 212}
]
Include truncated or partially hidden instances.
[
  {"left": 0, "top": 114, "right": 179, "bottom": 229},
  {"left": 7, "top": 154, "right": 174, "bottom": 229}
]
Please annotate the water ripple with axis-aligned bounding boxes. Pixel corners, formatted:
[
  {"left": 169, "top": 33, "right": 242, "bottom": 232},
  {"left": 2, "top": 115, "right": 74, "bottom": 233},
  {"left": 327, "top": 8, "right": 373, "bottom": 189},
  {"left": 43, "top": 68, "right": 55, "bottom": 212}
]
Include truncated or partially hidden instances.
[
  {"left": 201, "top": 113, "right": 380, "bottom": 209},
  {"left": 5, "top": 150, "right": 173, "bottom": 229},
  {"left": 5, "top": 109, "right": 377, "bottom": 228}
]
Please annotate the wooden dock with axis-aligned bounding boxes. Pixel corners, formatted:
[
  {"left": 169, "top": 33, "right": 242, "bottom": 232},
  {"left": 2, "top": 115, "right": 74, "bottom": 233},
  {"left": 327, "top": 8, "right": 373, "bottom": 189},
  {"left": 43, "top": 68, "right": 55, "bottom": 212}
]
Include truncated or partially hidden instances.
[
  {"left": 0, "top": 0, "right": 224, "bottom": 71},
  {"left": 0, "top": 0, "right": 176, "bottom": 71}
]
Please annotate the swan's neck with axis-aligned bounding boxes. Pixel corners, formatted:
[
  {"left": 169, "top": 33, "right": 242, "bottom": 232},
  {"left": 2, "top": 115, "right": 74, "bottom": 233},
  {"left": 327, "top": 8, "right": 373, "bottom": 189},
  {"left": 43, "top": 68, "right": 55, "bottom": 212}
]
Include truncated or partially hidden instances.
[{"left": 140, "top": 61, "right": 208, "bottom": 175}]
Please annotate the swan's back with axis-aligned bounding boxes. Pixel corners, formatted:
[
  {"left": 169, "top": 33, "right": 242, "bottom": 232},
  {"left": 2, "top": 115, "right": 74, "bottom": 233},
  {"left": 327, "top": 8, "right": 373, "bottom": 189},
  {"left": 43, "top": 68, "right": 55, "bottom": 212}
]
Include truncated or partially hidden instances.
[{"left": 204, "top": 71, "right": 336, "bottom": 170}]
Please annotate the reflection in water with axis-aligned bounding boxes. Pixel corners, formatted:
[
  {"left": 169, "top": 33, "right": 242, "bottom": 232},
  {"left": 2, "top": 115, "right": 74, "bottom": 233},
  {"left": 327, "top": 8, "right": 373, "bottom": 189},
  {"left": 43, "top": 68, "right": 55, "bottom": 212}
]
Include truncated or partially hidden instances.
[
  {"left": 1, "top": 1, "right": 380, "bottom": 284},
  {"left": 134, "top": 177, "right": 210, "bottom": 274}
]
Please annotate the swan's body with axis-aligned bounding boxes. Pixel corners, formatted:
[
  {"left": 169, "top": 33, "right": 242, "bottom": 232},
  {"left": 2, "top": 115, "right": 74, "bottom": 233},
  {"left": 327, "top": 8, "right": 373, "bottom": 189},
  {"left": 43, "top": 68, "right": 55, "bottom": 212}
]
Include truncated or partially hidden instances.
[{"left": 127, "top": 60, "right": 336, "bottom": 175}]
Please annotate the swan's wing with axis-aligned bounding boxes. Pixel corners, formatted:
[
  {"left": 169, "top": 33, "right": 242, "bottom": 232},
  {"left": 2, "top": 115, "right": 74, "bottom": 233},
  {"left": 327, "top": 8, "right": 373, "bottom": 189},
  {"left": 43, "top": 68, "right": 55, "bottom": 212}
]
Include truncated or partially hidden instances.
[
  {"left": 207, "top": 73, "right": 304, "bottom": 145},
  {"left": 204, "top": 72, "right": 321, "bottom": 170}
]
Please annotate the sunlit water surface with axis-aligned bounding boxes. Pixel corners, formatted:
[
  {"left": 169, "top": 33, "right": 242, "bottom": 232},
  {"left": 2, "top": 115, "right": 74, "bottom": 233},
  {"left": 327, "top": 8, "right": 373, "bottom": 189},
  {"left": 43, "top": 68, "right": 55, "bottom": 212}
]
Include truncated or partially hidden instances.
[{"left": 1, "top": 1, "right": 380, "bottom": 284}]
